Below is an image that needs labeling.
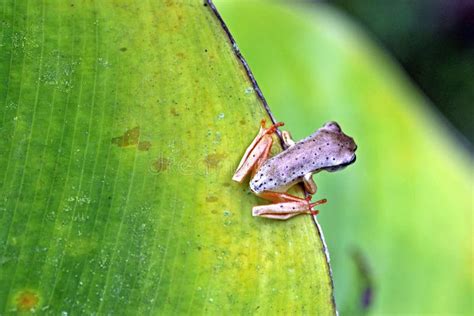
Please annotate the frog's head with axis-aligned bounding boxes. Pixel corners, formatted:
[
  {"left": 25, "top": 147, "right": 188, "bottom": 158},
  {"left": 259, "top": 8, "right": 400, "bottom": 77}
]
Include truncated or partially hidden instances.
[{"left": 318, "top": 121, "right": 357, "bottom": 172}]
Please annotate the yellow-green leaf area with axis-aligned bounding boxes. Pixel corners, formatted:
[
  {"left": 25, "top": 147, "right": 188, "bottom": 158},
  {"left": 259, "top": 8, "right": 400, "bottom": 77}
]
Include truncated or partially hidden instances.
[{"left": 0, "top": 1, "right": 335, "bottom": 314}]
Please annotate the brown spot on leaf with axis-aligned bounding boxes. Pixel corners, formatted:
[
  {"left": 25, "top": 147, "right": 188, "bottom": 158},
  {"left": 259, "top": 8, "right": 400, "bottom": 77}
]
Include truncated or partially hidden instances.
[
  {"left": 206, "top": 195, "right": 218, "bottom": 203},
  {"left": 204, "top": 153, "right": 226, "bottom": 169},
  {"left": 151, "top": 158, "right": 171, "bottom": 173},
  {"left": 138, "top": 141, "right": 151, "bottom": 151},
  {"left": 15, "top": 290, "right": 39, "bottom": 311},
  {"left": 170, "top": 107, "right": 179, "bottom": 117},
  {"left": 112, "top": 126, "right": 140, "bottom": 147}
]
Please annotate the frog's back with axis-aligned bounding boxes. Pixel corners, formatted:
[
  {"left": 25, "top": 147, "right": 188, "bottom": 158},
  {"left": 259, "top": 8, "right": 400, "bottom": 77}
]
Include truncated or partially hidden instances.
[
  {"left": 249, "top": 136, "right": 324, "bottom": 193},
  {"left": 249, "top": 122, "right": 356, "bottom": 193}
]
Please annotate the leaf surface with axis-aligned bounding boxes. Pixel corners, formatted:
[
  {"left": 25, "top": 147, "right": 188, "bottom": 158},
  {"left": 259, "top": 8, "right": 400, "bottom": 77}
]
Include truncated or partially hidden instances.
[{"left": 0, "top": 1, "right": 335, "bottom": 314}]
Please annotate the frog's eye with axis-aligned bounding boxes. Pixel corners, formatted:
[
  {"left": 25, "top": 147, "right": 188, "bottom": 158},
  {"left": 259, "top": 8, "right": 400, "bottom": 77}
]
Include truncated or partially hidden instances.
[{"left": 323, "top": 121, "right": 341, "bottom": 132}]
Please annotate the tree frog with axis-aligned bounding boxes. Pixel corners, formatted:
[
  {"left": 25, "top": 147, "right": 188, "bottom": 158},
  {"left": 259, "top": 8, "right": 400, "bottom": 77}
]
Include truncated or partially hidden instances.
[{"left": 232, "top": 120, "right": 357, "bottom": 220}]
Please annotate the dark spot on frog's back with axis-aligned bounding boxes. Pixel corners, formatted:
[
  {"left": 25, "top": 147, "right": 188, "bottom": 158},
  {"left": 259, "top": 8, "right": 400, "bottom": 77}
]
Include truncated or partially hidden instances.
[{"left": 119, "top": 47, "right": 127, "bottom": 52}]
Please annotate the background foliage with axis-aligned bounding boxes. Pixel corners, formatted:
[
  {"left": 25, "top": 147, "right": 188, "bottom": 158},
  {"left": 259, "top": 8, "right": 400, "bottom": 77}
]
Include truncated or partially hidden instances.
[
  {"left": 216, "top": 0, "right": 473, "bottom": 314},
  {"left": 331, "top": 0, "right": 474, "bottom": 145}
]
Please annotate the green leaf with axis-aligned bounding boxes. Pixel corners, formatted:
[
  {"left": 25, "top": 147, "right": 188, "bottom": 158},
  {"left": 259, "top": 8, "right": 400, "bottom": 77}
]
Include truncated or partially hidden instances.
[
  {"left": 216, "top": 1, "right": 473, "bottom": 314},
  {"left": 0, "top": 1, "right": 335, "bottom": 314}
]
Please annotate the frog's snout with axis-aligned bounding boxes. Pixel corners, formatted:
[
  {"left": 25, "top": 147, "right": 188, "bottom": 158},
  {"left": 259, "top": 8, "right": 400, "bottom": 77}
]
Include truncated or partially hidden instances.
[
  {"left": 350, "top": 153, "right": 357, "bottom": 164},
  {"left": 346, "top": 137, "right": 357, "bottom": 164}
]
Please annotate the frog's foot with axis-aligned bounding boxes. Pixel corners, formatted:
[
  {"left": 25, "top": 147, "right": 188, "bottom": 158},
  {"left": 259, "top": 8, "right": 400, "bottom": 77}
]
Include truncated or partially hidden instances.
[
  {"left": 232, "top": 119, "right": 284, "bottom": 183},
  {"left": 252, "top": 192, "right": 327, "bottom": 220}
]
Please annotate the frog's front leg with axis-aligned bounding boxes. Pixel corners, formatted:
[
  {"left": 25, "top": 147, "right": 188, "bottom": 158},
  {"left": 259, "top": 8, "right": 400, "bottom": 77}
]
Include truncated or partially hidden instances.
[
  {"left": 252, "top": 191, "right": 326, "bottom": 220},
  {"left": 232, "top": 119, "right": 283, "bottom": 182},
  {"left": 303, "top": 173, "right": 317, "bottom": 194},
  {"left": 281, "top": 130, "right": 296, "bottom": 147}
]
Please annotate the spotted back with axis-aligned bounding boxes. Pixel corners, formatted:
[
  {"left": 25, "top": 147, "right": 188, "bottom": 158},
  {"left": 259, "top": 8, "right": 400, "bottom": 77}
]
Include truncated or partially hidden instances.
[{"left": 250, "top": 121, "right": 357, "bottom": 193}]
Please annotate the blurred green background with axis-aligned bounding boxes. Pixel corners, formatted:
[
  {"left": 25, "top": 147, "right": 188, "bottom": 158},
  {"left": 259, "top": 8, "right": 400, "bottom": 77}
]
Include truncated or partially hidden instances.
[
  {"left": 216, "top": 0, "right": 473, "bottom": 315},
  {"left": 331, "top": 0, "right": 474, "bottom": 147}
]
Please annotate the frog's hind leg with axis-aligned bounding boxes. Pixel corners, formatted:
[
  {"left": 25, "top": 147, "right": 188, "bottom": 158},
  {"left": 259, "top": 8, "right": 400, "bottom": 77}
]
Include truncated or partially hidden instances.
[
  {"left": 253, "top": 192, "right": 327, "bottom": 220},
  {"left": 232, "top": 134, "right": 273, "bottom": 183},
  {"left": 252, "top": 199, "right": 327, "bottom": 220},
  {"left": 232, "top": 119, "right": 283, "bottom": 182},
  {"left": 257, "top": 191, "right": 308, "bottom": 203}
]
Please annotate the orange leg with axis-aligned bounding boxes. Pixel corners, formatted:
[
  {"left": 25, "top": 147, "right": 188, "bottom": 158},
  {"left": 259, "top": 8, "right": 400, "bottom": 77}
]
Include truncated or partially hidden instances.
[
  {"left": 253, "top": 191, "right": 327, "bottom": 220},
  {"left": 257, "top": 191, "right": 310, "bottom": 203},
  {"left": 232, "top": 119, "right": 284, "bottom": 183},
  {"left": 251, "top": 131, "right": 276, "bottom": 178}
]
